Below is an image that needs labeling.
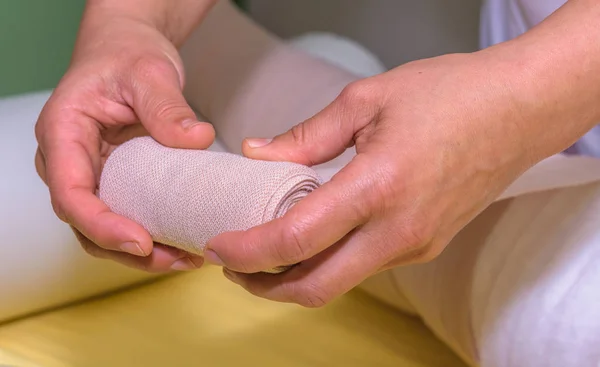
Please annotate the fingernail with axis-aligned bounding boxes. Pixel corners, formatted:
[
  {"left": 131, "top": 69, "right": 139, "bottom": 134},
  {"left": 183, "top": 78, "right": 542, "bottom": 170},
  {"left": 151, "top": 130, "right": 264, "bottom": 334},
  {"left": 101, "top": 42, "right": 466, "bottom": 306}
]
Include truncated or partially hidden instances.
[
  {"left": 204, "top": 249, "right": 224, "bottom": 266},
  {"left": 171, "top": 258, "right": 198, "bottom": 271},
  {"left": 120, "top": 241, "right": 146, "bottom": 256},
  {"left": 182, "top": 119, "right": 201, "bottom": 130},
  {"left": 246, "top": 138, "right": 272, "bottom": 148}
]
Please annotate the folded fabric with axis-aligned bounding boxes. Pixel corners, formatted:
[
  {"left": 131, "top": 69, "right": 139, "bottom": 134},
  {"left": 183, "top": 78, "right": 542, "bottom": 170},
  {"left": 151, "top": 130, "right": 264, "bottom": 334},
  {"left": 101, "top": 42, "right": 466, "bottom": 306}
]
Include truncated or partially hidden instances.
[{"left": 99, "top": 136, "right": 322, "bottom": 272}]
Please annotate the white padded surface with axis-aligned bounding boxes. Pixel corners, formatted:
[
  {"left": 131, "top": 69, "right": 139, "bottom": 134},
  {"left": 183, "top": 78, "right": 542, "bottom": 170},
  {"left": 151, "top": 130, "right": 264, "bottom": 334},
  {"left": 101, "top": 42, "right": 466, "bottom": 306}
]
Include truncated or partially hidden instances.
[{"left": 0, "top": 91, "right": 160, "bottom": 322}]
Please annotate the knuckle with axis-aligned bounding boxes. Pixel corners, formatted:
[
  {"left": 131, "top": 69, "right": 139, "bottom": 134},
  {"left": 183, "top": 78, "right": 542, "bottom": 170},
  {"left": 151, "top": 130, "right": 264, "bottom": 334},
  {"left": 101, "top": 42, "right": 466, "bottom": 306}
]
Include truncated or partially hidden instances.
[
  {"left": 132, "top": 57, "right": 173, "bottom": 79},
  {"left": 349, "top": 159, "right": 401, "bottom": 221},
  {"left": 151, "top": 98, "right": 190, "bottom": 122},
  {"left": 339, "top": 80, "right": 378, "bottom": 109},
  {"left": 337, "top": 80, "right": 382, "bottom": 137},
  {"left": 412, "top": 241, "right": 445, "bottom": 264},
  {"left": 294, "top": 280, "right": 332, "bottom": 308},
  {"left": 233, "top": 232, "right": 264, "bottom": 273},
  {"left": 235, "top": 247, "right": 254, "bottom": 274},
  {"left": 288, "top": 123, "right": 319, "bottom": 165},
  {"left": 277, "top": 223, "right": 310, "bottom": 265},
  {"left": 35, "top": 101, "right": 73, "bottom": 143},
  {"left": 34, "top": 148, "right": 47, "bottom": 183},
  {"left": 50, "top": 198, "right": 69, "bottom": 224},
  {"left": 289, "top": 122, "right": 308, "bottom": 146},
  {"left": 389, "top": 219, "right": 444, "bottom": 266},
  {"left": 39, "top": 109, "right": 88, "bottom": 148},
  {"left": 34, "top": 117, "right": 46, "bottom": 144},
  {"left": 363, "top": 165, "right": 400, "bottom": 216},
  {"left": 396, "top": 221, "right": 435, "bottom": 253},
  {"left": 408, "top": 244, "right": 438, "bottom": 264}
]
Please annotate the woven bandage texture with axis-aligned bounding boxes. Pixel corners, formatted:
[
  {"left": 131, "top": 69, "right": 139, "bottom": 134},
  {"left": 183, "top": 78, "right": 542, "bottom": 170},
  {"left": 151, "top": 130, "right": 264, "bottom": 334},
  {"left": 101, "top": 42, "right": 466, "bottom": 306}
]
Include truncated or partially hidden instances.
[{"left": 99, "top": 137, "right": 322, "bottom": 270}]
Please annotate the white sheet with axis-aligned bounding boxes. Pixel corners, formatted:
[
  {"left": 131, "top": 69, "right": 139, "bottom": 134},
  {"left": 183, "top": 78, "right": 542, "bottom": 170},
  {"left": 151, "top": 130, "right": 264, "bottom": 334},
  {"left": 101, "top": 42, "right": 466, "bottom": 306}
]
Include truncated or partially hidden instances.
[{"left": 1, "top": 16, "right": 600, "bottom": 366}]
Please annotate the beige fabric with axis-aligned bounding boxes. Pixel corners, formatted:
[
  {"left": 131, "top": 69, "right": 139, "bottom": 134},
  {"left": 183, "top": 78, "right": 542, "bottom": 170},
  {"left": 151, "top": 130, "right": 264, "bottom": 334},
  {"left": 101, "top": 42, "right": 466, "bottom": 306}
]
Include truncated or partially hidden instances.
[{"left": 99, "top": 136, "right": 321, "bottom": 270}]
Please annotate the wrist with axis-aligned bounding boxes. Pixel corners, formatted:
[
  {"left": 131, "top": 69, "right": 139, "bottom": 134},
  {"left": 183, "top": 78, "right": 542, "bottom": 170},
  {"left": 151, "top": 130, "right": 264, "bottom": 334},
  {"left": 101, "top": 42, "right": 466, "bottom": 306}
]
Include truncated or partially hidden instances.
[
  {"left": 82, "top": 0, "right": 218, "bottom": 46},
  {"left": 475, "top": 0, "right": 600, "bottom": 163},
  {"left": 476, "top": 41, "right": 600, "bottom": 163},
  {"left": 70, "top": 15, "right": 163, "bottom": 64}
]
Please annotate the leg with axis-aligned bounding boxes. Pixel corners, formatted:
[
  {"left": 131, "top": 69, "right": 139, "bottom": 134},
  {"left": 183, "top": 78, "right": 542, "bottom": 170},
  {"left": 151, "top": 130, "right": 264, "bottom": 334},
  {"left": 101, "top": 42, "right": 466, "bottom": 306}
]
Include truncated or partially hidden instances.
[
  {"left": 0, "top": 0, "right": 384, "bottom": 323},
  {"left": 0, "top": 92, "right": 156, "bottom": 323},
  {"left": 377, "top": 2, "right": 600, "bottom": 365},
  {"left": 384, "top": 183, "right": 600, "bottom": 367},
  {"left": 180, "top": 0, "right": 370, "bottom": 180},
  {"left": 179, "top": 3, "right": 600, "bottom": 366}
]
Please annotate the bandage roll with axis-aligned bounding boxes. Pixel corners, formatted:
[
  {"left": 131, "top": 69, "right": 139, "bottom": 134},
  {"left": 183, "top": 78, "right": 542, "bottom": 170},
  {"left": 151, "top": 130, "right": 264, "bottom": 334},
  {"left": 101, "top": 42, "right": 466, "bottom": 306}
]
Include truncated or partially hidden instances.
[{"left": 99, "top": 137, "right": 322, "bottom": 273}]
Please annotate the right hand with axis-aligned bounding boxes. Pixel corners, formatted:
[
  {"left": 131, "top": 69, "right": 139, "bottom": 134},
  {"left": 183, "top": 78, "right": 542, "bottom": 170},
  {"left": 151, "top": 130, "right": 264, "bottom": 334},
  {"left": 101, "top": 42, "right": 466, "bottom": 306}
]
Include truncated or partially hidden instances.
[{"left": 35, "top": 17, "right": 214, "bottom": 272}]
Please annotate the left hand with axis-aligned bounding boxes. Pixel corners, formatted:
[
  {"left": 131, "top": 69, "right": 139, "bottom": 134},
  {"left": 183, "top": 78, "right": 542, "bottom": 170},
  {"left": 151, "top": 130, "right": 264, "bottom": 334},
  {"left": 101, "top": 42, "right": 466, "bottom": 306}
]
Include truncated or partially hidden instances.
[
  {"left": 204, "top": 52, "right": 546, "bottom": 307},
  {"left": 34, "top": 16, "right": 214, "bottom": 273}
]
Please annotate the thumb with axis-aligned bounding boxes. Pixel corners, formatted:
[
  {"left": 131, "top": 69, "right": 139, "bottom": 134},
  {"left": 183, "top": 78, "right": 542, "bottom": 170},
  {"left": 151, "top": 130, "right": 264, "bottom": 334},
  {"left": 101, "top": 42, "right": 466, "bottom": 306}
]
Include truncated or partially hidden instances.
[
  {"left": 242, "top": 84, "right": 377, "bottom": 166},
  {"left": 131, "top": 61, "right": 215, "bottom": 149}
]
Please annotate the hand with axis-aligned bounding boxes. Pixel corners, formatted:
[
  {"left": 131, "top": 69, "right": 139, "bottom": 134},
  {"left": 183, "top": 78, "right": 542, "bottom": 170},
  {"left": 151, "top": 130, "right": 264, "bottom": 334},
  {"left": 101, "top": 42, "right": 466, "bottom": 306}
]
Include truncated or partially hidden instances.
[
  {"left": 35, "top": 17, "right": 214, "bottom": 272},
  {"left": 204, "top": 52, "right": 543, "bottom": 306}
]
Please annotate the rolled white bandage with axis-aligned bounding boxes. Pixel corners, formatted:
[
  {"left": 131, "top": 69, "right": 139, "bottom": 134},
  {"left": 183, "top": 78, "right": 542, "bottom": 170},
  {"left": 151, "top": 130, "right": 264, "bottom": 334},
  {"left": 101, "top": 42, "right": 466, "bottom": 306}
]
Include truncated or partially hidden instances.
[{"left": 99, "top": 137, "right": 322, "bottom": 272}]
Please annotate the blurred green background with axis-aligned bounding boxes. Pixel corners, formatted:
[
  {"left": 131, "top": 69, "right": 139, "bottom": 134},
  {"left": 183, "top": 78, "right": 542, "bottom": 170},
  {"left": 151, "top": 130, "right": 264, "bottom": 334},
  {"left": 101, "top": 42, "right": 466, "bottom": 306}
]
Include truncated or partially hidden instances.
[
  {"left": 0, "top": 1, "right": 85, "bottom": 97},
  {"left": 0, "top": 0, "right": 247, "bottom": 98}
]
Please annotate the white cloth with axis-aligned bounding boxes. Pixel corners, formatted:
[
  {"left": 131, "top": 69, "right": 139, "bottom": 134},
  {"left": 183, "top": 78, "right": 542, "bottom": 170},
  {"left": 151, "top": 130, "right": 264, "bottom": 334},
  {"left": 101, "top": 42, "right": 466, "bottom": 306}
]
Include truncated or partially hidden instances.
[
  {"left": 0, "top": 91, "right": 159, "bottom": 323},
  {"left": 0, "top": 33, "right": 387, "bottom": 323},
  {"left": 359, "top": 2, "right": 600, "bottom": 366},
  {"left": 380, "top": 183, "right": 600, "bottom": 367},
  {"left": 1, "top": 9, "right": 600, "bottom": 367}
]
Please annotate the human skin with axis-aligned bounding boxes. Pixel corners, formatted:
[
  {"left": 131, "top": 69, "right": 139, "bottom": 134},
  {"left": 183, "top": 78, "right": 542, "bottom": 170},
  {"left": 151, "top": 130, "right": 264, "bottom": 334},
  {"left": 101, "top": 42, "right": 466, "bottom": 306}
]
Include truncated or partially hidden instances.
[
  {"left": 34, "top": 0, "right": 600, "bottom": 294},
  {"left": 203, "top": 0, "right": 600, "bottom": 307},
  {"left": 34, "top": 0, "right": 218, "bottom": 272},
  {"left": 37, "top": 0, "right": 365, "bottom": 272}
]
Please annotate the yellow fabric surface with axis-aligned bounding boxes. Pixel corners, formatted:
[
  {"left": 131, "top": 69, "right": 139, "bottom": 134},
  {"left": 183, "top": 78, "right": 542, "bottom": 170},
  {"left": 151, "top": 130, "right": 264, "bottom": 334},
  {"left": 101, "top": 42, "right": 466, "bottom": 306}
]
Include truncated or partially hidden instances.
[
  {"left": 0, "top": 348, "right": 42, "bottom": 367},
  {"left": 0, "top": 266, "right": 466, "bottom": 367}
]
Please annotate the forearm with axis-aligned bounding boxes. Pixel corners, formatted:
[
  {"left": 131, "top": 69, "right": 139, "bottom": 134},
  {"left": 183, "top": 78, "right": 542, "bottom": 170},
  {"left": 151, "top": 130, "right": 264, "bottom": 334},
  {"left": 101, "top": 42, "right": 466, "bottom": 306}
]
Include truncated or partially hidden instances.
[
  {"left": 483, "top": 0, "right": 600, "bottom": 162},
  {"left": 180, "top": 0, "right": 358, "bottom": 153},
  {"left": 80, "top": 0, "right": 218, "bottom": 47}
]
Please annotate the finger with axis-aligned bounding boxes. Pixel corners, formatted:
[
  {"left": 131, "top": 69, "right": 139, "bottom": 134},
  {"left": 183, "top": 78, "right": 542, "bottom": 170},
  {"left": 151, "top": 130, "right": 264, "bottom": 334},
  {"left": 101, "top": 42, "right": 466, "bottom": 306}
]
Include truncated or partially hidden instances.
[
  {"left": 205, "top": 155, "right": 375, "bottom": 273},
  {"left": 242, "top": 81, "right": 380, "bottom": 166},
  {"left": 101, "top": 123, "right": 150, "bottom": 146},
  {"left": 129, "top": 60, "right": 215, "bottom": 149},
  {"left": 221, "top": 225, "right": 391, "bottom": 307},
  {"left": 226, "top": 235, "right": 442, "bottom": 306},
  {"left": 78, "top": 230, "right": 204, "bottom": 273},
  {"left": 35, "top": 147, "right": 47, "bottom": 184},
  {"left": 42, "top": 116, "right": 154, "bottom": 256}
]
